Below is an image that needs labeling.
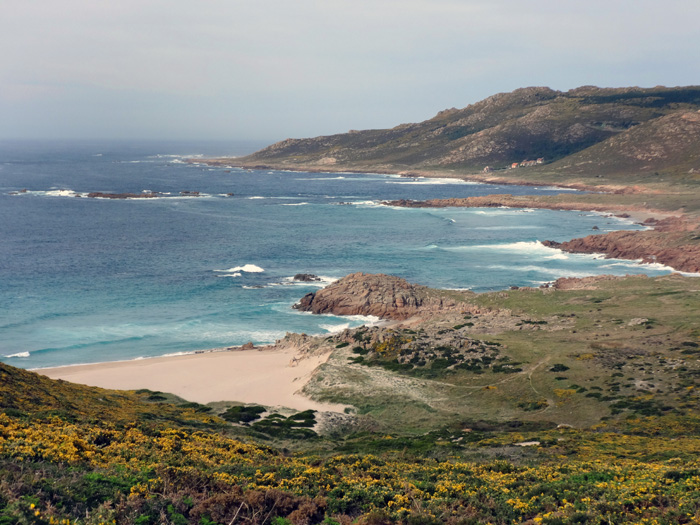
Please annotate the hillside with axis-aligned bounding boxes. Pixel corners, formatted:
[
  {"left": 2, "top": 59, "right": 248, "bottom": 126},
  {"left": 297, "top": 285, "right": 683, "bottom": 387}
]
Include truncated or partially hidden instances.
[
  {"left": 2, "top": 273, "right": 700, "bottom": 524},
  {"left": 222, "top": 85, "right": 700, "bottom": 181},
  {"left": 546, "top": 108, "right": 700, "bottom": 180}
]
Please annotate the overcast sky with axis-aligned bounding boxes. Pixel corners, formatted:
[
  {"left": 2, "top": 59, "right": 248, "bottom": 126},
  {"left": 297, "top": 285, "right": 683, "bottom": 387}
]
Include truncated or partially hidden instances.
[{"left": 1, "top": 0, "right": 699, "bottom": 142}]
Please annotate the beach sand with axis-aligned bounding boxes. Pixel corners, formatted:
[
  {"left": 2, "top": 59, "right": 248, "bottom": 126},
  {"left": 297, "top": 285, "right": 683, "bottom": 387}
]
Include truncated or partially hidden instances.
[{"left": 39, "top": 347, "right": 346, "bottom": 412}]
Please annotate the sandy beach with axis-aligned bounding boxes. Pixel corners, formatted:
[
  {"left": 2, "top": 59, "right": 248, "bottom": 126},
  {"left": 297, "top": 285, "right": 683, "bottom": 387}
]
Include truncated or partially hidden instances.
[{"left": 38, "top": 346, "right": 347, "bottom": 413}]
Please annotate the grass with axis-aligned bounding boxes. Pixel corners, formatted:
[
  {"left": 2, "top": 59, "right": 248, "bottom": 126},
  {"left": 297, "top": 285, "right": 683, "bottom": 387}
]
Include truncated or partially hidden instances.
[{"left": 303, "top": 274, "right": 700, "bottom": 434}]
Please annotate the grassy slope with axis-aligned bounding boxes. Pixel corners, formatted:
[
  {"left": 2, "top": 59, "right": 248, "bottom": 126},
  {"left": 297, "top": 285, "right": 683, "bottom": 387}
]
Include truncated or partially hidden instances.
[{"left": 304, "top": 275, "right": 700, "bottom": 434}]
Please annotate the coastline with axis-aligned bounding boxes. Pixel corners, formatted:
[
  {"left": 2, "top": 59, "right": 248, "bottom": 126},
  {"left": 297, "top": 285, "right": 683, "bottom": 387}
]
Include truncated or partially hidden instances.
[
  {"left": 380, "top": 195, "right": 678, "bottom": 223},
  {"left": 195, "top": 158, "right": 648, "bottom": 195},
  {"left": 199, "top": 159, "right": 700, "bottom": 272},
  {"left": 35, "top": 162, "right": 700, "bottom": 407},
  {"left": 38, "top": 344, "right": 347, "bottom": 413},
  {"left": 196, "top": 158, "right": 685, "bottom": 222}
]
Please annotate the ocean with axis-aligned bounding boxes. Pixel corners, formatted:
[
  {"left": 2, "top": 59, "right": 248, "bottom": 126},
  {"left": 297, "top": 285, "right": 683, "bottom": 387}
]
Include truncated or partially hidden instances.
[{"left": 0, "top": 140, "right": 679, "bottom": 369}]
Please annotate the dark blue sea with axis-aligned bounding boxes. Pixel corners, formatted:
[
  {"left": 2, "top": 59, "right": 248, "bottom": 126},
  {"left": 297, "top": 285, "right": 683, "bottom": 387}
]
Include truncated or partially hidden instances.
[{"left": 0, "top": 140, "right": 678, "bottom": 369}]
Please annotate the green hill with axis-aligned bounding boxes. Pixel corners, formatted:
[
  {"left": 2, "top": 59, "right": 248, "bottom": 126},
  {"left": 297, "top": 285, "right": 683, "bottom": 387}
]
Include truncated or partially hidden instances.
[{"left": 228, "top": 85, "right": 700, "bottom": 180}]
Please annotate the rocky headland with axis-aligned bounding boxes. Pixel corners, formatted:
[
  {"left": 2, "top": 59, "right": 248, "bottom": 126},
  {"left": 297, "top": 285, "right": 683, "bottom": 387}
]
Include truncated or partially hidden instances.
[
  {"left": 382, "top": 194, "right": 648, "bottom": 211},
  {"left": 196, "top": 85, "right": 700, "bottom": 276},
  {"left": 383, "top": 197, "right": 700, "bottom": 274},
  {"left": 542, "top": 217, "right": 700, "bottom": 273}
]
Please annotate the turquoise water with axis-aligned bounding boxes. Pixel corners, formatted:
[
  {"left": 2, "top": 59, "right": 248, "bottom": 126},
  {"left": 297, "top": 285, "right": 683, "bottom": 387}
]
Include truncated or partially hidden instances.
[{"left": 0, "top": 140, "right": 677, "bottom": 369}]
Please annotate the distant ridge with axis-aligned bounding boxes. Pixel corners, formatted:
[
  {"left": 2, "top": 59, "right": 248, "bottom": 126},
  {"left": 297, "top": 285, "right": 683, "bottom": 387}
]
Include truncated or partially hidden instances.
[{"left": 230, "top": 86, "right": 700, "bottom": 181}]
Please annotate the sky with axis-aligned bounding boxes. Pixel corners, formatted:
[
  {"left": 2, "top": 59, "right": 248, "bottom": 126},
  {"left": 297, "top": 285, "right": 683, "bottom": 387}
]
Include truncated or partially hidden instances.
[{"left": 1, "top": 0, "right": 699, "bottom": 142}]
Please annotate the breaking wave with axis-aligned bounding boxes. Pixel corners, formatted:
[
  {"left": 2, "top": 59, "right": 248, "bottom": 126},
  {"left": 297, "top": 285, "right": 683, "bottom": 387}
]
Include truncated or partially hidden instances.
[
  {"left": 4, "top": 351, "right": 30, "bottom": 358},
  {"left": 214, "top": 264, "right": 265, "bottom": 276}
]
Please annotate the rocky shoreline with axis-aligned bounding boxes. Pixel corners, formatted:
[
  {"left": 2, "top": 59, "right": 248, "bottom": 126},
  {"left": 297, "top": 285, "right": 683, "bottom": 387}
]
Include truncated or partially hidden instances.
[
  {"left": 382, "top": 195, "right": 653, "bottom": 215},
  {"left": 384, "top": 197, "right": 700, "bottom": 274},
  {"left": 196, "top": 159, "right": 700, "bottom": 274},
  {"left": 196, "top": 158, "right": 639, "bottom": 194}
]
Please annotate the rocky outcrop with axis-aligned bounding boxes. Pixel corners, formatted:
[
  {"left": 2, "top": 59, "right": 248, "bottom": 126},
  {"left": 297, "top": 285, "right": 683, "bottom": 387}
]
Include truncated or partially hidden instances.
[
  {"left": 544, "top": 233, "right": 700, "bottom": 273},
  {"left": 386, "top": 196, "right": 700, "bottom": 274},
  {"left": 87, "top": 192, "right": 161, "bottom": 199},
  {"left": 293, "top": 273, "right": 321, "bottom": 282},
  {"left": 543, "top": 217, "right": 700, "bottom": 273},
  {"left": 293, "top": 272, "right": 468, "bottom": 320}
]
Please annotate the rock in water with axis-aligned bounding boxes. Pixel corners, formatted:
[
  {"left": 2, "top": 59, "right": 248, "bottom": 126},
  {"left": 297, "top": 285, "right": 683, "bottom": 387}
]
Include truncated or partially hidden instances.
[
  {"left": 293, "top": 272, "right": 466, "bottom": 320},
  {"left": 293, "top": 273, "right": 322, "bottom": 282}
]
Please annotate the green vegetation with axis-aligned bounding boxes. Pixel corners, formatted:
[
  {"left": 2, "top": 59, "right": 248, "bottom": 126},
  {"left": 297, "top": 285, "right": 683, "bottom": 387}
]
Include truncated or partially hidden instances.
[
  {"left": 3, "top": 273, "right": 699, "bottom": 523},
  {"left": 305, "top": 275, "right": 700, "bottom": 434},
  {"left": 230, "top": 85, "right": 700, "bottom": 190},
  {"left": 221, "top": 404, "right": 267, "bottom": 424},
  {"left": 1, "top": 359, "right": 700, "bottom": 524}
]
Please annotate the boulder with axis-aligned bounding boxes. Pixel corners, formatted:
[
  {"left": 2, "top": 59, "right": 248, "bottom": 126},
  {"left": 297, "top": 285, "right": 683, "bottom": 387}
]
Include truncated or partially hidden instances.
[
  {"left": 293, "top": 272, "right": 466, "bottom": 320},
  {"left": 293, "top": 273, "right": 322, "bottom": 282}
]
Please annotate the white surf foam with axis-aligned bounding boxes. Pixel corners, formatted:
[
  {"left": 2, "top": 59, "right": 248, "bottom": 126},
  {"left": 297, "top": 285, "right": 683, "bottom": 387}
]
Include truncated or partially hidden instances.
[
  {"left": 486, "top": 264, "right": 597, "bottom": 278},
  {"left": 600, "top": 260, "right": 700, "bottom": 276},
  {"left": 295, "top": 176, "right": 347, "bottom": 181},
  {"left": 385, "top": 177, "right": 482, "bottom": 185},
  {"left": 544, "top": 253, "right": 570, "bottom": 260},
  {"left": 215, "top": 264, "right": 265, "bottom": 274},
  {"left": 150, "top": 154, "right": 203, "bottom": 159},
  {"left": 535, "top": 186, "right": 581, "bottom": 192},
  {"left": 346, "top": 200, "right": 383, "bottom": 208},
  {"left": 447, "top": 241, "right": 559, "bottom": 255},
  {"left": 280, "top": 202, "right": 309, "bottom": 206},
  {"left": 320, "top": 314, "right": 381, "bottom": 334},
  {"left": 161, "top": 351, "right": 195, "bottom": 358},
  {"left": 320, "top": 323, "right": 351, "bottom": 333},
  {"left": 4, "top": 351, "right": 30, "bottom": 358},
  {"left": 341, "top": 314, "right": 382, "bottom": 325},
  {"left": 472, "top": 208, "right": 522, "bottom": 215},
  {"left": 44, "top": 189, "right": 82, "bottom": 198}
]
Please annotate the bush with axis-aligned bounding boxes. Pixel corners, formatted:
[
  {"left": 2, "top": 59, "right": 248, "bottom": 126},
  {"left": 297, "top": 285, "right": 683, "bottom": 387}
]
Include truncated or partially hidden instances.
[
  {"left": 221, "top": 405, "right": 266, "bottom": 424},
  {"left": 549, "top": 364, "right": 570, "bottom": 372}
]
